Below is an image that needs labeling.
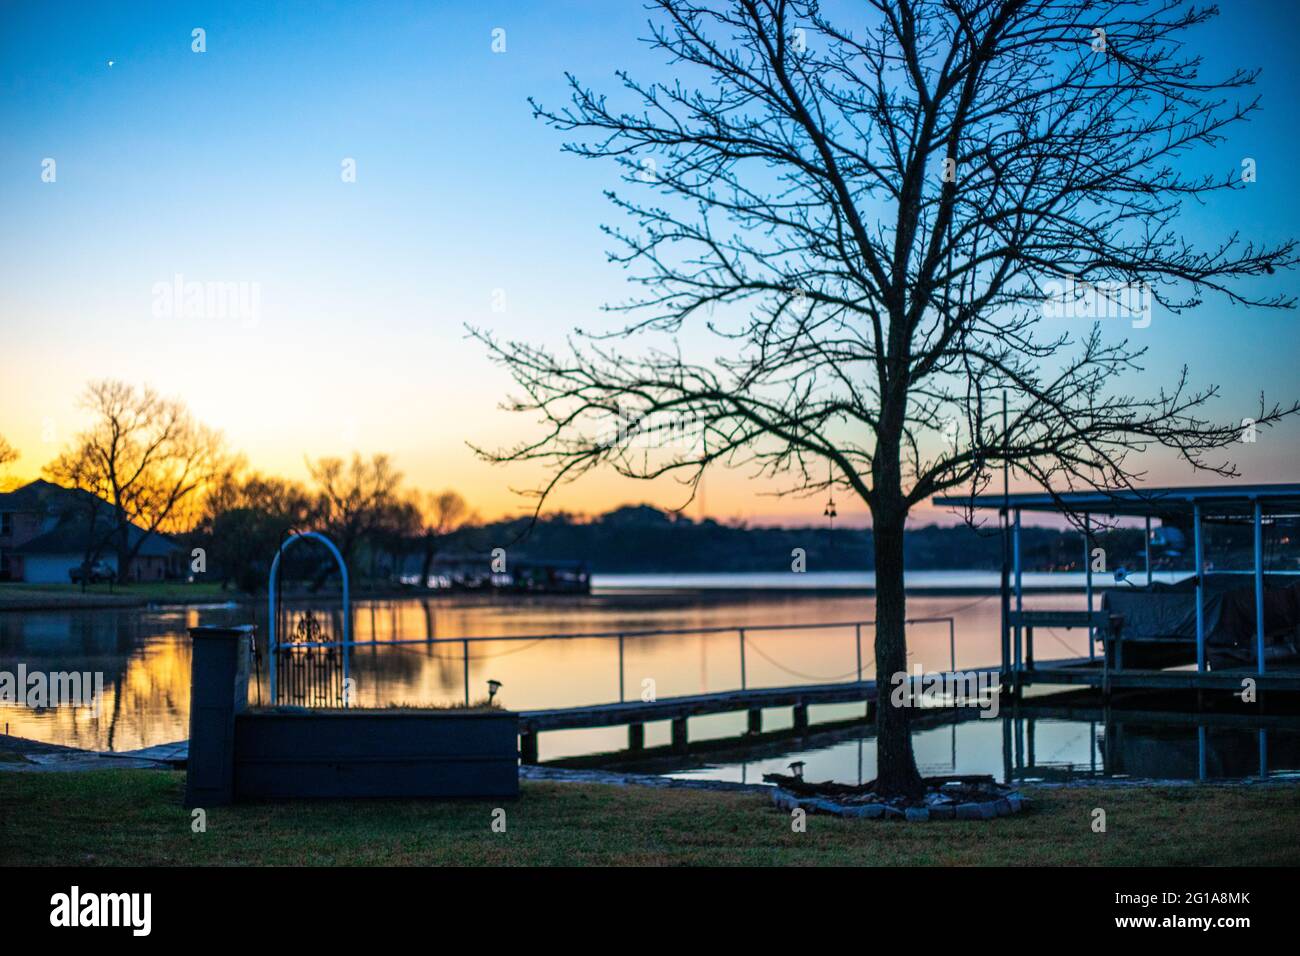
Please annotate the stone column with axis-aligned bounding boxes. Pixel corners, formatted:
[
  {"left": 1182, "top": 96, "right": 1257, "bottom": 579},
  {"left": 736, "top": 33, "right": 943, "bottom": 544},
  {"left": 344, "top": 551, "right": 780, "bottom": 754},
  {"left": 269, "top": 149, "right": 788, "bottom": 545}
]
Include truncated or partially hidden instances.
[{"left": 184, "top": 625, "right": 253, "bottom": 808}]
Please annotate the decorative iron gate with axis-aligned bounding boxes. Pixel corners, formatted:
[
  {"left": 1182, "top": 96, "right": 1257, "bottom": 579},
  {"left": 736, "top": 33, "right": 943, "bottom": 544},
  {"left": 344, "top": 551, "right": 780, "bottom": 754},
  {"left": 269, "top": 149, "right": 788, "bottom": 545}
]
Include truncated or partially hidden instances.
[
  {"left": 268, "top": 531, "right": 352, "bottom": 706},
  {"left": 277, "top": 609, "right": 345, "bottom": 707}
]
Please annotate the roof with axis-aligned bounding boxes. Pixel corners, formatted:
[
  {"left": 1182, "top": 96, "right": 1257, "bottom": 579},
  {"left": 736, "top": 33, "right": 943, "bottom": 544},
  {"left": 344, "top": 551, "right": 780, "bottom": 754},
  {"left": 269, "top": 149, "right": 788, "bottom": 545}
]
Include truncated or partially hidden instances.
[
  {"left": 1, "top": 480, "right": 181, "bottom": 558},
  {"left": 932, "top": 483, "right": 1300, "bottom": 520},
  {"left": 12, "top": 516, "right": 181, "bottom": 557},
  {"left": 0, "top": 478, "right": 101, "bottom": 513}
]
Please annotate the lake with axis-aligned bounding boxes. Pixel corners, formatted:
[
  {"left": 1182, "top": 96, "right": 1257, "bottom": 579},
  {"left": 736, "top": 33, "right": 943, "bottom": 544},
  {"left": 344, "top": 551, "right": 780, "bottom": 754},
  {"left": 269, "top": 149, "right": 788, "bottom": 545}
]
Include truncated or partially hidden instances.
[{"left": 2, "top": 573, "right": 1295, "bottom": 782}]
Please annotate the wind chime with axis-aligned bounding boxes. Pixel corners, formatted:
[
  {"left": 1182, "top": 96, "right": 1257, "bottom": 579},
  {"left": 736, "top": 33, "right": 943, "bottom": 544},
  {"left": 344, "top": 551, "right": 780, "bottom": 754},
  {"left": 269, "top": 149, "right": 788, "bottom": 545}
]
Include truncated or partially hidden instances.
[{"left": 823, "top": 463, "right": 837, "bottom": 544}]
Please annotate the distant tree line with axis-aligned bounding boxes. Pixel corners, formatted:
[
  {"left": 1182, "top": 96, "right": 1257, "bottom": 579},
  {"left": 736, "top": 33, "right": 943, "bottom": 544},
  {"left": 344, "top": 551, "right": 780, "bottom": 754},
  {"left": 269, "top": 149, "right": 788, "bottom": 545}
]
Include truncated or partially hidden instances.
[
  {"left": 12, "top": 380, "right": 1286, "bottom": 592},
  {"left": 476, "top": 504, "right": 1158, "bottom": 575},
  {"left": 19, "top": 380, "right": 477, "bottom": 591},
  {"left": 190, "top": 457, "right": 476, "bottom": 593}
]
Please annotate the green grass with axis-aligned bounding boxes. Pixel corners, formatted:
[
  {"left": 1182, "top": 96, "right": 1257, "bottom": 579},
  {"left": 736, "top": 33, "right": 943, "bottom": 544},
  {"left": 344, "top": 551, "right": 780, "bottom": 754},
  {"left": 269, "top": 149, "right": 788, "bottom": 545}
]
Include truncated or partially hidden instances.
[
  {"left": 0, "top": 581, "right": 231, "bottom": 608},
  {"left": 2, "top": 770, "right": 1297, "bottom": 865}
]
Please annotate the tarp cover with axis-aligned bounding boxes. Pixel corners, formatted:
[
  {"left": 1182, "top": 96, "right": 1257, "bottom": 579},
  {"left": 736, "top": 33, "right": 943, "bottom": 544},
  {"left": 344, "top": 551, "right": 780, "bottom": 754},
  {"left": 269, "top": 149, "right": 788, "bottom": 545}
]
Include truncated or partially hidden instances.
[{"left": 1102, "top": 574, "right": 1300, "bottom": 667}]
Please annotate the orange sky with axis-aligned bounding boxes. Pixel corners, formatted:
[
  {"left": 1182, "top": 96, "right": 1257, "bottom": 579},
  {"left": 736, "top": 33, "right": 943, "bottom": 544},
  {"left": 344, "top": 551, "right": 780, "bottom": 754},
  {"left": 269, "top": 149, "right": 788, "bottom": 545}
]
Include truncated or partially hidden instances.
[
  {"left": 2, "top": 347, "right": 1295, "bottom": 529},
  {"left": 3, "top": 1, "right": 1296, "bottom": 528}
]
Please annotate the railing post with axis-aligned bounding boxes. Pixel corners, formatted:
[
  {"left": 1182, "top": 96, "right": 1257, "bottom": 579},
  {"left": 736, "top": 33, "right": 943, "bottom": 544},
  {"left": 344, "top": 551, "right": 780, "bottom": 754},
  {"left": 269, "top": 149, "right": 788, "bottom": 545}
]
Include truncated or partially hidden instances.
[
  {"left": 463, "top": 639, "right": 470, "bottom": 706},
  {"left": 618, "top": 633, "right": 625, "bottom": 702},
  {"left": 739, "top": 628, "right": 746, "bottom": 690},
  {"left": 855, "top": 623, "right": 862, "bottom": 682},
  {"left": 948, "top": 618, "right": 956, "bottom": 673}
]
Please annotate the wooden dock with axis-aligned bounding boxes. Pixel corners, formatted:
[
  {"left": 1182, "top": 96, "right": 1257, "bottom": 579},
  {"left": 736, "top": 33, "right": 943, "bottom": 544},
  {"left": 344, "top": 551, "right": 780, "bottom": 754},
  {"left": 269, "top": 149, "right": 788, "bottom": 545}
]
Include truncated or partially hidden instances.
[
  {"left": 517, "top": 663, "right": 1023, "bottom": 763},
  {"left": 1014, "top": 657, "right": 1300, "bottom": 693},
  {"left": 512, "top": 652, "right": 1297, "bottom": 763}
]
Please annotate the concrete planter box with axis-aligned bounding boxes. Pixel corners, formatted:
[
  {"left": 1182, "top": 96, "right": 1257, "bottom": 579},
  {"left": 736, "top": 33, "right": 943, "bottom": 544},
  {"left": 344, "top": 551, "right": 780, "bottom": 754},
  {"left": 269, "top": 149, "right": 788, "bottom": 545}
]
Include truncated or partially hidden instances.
[
  {"left": 233, "top": 709, "right": 520, "bottom": 800},
  {"left": 184, "top": 626, "right": 518, "bottom": 805}
]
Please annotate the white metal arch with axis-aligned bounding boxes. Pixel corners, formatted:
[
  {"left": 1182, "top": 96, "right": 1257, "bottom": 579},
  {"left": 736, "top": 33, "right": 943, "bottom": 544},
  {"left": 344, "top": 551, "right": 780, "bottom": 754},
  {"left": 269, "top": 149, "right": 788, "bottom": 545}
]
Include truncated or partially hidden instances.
[{"left": 267, "top": 531, "right": 350, "bottom": 705}]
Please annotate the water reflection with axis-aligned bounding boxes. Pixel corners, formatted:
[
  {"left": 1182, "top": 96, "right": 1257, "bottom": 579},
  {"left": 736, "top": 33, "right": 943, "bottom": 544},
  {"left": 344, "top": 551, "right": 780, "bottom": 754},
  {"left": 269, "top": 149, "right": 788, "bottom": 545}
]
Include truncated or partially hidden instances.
[
  {"left": 3, "top": 591, "right": 1013, "bottom": 752},
  {"left": 664, "top": 711, "right": 1300, "bottom": 785},
  {"left": 4, "top": 591, "right": 1293, "bottom": 785}
]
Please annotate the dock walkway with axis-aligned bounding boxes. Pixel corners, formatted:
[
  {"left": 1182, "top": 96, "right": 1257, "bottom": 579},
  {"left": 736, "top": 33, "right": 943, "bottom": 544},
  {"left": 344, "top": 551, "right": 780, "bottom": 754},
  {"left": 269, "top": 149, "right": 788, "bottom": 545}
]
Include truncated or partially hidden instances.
[{"left": 515, "top": 660, "right": 1080, "bottom": 762}]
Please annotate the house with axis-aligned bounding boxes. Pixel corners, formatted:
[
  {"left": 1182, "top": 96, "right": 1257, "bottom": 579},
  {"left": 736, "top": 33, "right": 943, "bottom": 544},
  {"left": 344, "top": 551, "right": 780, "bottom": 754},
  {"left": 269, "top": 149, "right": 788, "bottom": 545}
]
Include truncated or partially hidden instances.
[{"left": 0, "top": 479, "right": 185, "bottom": 584}]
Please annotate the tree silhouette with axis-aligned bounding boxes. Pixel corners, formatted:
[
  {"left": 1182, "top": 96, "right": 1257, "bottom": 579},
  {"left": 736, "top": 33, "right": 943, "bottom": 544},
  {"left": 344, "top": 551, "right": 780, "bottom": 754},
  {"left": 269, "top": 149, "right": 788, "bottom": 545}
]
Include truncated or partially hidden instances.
[
  {"left": 46, "top": 381, "right": 229, "bottom": 582},
  {"left": 474, "top": 0, "right": 1298, "bottom": 796}
]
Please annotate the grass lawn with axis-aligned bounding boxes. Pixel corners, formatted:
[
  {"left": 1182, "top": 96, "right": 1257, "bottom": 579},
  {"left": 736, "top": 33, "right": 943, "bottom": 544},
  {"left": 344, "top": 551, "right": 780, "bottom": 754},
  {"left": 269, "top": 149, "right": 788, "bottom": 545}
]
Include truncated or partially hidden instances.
[
  {"left": 0, "top": 581, "right": 442, "bottom": 610},
  {"left": 0, "top": 581, "right": 232, "bottom": 609},
  {"left": 2, "top": 770, "right": 1298, "bottom": 865}
]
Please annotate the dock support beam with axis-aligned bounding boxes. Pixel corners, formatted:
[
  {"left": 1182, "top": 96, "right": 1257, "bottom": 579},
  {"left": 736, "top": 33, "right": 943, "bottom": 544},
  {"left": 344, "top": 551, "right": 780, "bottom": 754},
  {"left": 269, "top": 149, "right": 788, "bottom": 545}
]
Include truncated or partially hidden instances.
[
  {"left": 520, "top": 731, "right": 539, "bottom": 764},
  {"left": 747, "top": 708, "right": 762, "bottom": 735},
  {"left": 1194, "top": 503, "right": 1205, "bottom": 672},
  {"left": 1083, "top": 512, "right": 1094, "bottom": 659},
  {"left": 671, "top": 717, "right": 688, "bottom": 753},
  {"left": 628, "top": 722, "right": 644, "bottom": 751},
  {"left": 1013, "top": 510, "right": 1023, "bottom": 680},
  {"left": 1254, "top": 500, "right": 1266, "bottom": 676},
  {"left": 1144, "top": 516, "right": 1152, "bottom": 587},
  {"left": 793, "top": 703, "right": 809, "bottom": 733}
]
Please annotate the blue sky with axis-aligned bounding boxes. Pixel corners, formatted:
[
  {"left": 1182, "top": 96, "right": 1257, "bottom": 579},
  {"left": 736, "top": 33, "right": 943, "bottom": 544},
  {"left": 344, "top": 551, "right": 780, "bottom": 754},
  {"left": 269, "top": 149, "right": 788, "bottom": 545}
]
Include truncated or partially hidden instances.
[{"left": 1, "top": 0, "right": 1296, "bottom": 526}]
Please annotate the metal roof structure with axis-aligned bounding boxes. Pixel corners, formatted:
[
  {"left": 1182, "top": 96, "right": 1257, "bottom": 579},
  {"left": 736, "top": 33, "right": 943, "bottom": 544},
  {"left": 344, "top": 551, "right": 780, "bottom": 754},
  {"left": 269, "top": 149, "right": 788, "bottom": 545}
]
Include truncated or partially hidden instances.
[
  {"left": 933, "top": 483, "right": 1300, "bottom": 520},
  {"left": 934, "top": 482, "right": 1300, "bottom": 692}
]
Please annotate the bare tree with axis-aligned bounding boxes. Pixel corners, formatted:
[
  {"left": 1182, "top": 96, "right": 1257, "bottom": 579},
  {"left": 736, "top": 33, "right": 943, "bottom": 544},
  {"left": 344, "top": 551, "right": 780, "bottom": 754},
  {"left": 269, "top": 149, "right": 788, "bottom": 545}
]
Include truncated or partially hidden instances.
[
  {"left": 40, "top": 443, "right": 114, "bottom": 591},
  {"left": 308, "top": 453, "right": 404, "bottom": 573},
  {"left": 473, "top": 0, "right": 1298, "bottom": 796},
  {"left": 0, "top": 434, "right": 17, "bottom": 492},
  {"left": 417, "top": 490, "right": 476, "bottom": 588},
  {"left": 197, "top": 471, "right": 321, "bottom": 591},
  {"left": 46, "top": 381, "right": 229, "bottom": 582}
]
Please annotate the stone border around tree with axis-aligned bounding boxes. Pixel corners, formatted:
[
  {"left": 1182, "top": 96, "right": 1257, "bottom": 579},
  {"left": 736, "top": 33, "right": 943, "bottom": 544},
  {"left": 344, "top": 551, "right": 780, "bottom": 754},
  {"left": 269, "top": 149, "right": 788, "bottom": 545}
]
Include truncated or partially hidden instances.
[{"left": 770, "top": 787, "right": 1026, "bottom": 821}]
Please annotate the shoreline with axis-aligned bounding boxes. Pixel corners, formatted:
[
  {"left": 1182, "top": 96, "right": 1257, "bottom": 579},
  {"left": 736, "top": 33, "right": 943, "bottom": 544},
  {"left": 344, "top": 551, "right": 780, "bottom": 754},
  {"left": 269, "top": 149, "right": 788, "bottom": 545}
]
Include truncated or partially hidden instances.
[{"left": 0, "top": 579, "right": 1143, "bottom": 613}]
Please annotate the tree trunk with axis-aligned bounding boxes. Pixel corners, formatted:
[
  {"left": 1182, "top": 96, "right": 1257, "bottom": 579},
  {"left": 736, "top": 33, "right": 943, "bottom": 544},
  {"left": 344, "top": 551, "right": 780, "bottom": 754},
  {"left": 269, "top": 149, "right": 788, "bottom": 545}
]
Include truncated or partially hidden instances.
[
  {"left": 115, "top": 509, "right": 131, "bottom": 584},
  {"left": 871, "top": 506, "right": 925, "bottom": 799}
]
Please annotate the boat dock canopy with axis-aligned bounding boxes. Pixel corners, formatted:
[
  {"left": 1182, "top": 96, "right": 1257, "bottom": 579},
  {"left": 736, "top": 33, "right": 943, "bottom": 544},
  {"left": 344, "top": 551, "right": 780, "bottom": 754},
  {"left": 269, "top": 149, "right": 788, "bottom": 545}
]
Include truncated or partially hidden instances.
[
  {"left": 933, "top": 483, "right": 1300, "bottom": 520},
  {"left": 934, "top": 481, "right": 1300, "bottom": 687}
]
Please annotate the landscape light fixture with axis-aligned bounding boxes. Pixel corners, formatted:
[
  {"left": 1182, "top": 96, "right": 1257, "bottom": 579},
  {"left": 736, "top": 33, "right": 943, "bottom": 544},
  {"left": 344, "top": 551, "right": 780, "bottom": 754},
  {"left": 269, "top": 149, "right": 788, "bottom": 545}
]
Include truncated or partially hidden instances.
[{"left": 486, "top": 679, "right": 503, "bottom": 704}]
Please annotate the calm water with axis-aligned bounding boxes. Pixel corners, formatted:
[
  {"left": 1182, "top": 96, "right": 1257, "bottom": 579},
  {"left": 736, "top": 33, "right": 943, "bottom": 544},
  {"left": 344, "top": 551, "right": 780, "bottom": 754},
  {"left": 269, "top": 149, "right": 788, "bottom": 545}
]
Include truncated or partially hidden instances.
[
  {"left": 2, "top": 574, "right": 1295, "bottom": 782},
  {"left": 665, "top": 715, "right": 1300, "bottom": 785}
]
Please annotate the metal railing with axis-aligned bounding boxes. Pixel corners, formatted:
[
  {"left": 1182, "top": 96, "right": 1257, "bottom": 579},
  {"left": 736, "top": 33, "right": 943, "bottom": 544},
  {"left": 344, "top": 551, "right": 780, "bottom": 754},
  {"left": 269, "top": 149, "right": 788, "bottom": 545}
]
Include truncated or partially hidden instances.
[{"left": 281, "top": 615, "right": 958, "bottom": 707}]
